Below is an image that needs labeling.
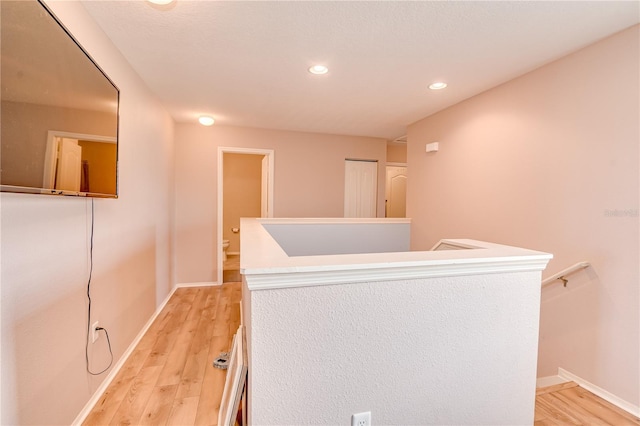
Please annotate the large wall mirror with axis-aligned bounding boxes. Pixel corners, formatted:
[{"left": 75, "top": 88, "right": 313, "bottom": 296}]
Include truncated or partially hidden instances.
[{"left": 1, "top": 0, "right": 119, "bottom": 198}]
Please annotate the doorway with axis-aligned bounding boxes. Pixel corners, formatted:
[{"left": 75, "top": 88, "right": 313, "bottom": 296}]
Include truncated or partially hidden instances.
[
  {"left": 217, "top": 147, "right": 274, "bottom": 284},
  {"left": 385, "top": 163, "right": 407, "bottom": 217}
]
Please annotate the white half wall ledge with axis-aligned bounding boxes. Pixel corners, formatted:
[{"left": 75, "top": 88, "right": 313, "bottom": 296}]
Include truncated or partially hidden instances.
[
  {"left": 240, "top": 217, "right": 553, "bottom": 291},
  {"left": 241, "top": 218, "right": 553, "bottom": 425}
]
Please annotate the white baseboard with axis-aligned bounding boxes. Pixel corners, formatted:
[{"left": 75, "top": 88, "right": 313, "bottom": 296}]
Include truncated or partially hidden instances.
[
  {"left": 536, "top": 375, "right": 569, "bottom": 388},
  {"left": 558, "top": 368, "right": 640, "bottom": 417},
  {"left": 176, "top": 281, "right": 221, "bottom": 287},
  {"left": 71, "top": 286, "right": 179, "bottom": 426}
]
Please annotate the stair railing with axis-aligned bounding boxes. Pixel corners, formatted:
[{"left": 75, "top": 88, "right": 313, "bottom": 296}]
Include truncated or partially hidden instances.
[{"left": 542, "top": 261, "right": 590, "bottom": 288}]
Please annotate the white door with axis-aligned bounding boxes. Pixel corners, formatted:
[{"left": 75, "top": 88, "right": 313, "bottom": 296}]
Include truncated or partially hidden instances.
[
  {"left": 56, "top": 138, "right": 82, "bottom": 191},
  {"left": 344, "top": 160, "right": 378, "bottom": 218},
  {"left": 385, "top": 165, "right": 407, "bottom": 217}
]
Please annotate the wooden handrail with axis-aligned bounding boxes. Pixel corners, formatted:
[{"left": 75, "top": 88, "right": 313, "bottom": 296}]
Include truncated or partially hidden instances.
[{"left": 542, "top": 261, "right": 590, "bottom": 287}]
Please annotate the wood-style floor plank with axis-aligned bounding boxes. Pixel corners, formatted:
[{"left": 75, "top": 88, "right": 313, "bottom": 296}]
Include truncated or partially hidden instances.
[
  {"left": 166, "top": 396, "right": 200, "bottom": 425},
  {"left": 176, "top": 291, "right": 220, "bottom": 400},
  {"left": 108, "top": 365, "right": 162, "bottom": 425},
  {"left": 136, "top": 384, "right": 179, "bottom": 425},
  {"left": 535, "top": 382, "right": 640, "bottom": 426},
  {"left": 142, "top": 289, "right": 198, "bottom": 370},
  {"left": 83, "top": 283, "right": 241, "bottom": 426},
  {"left": 195, "top": 284, "right": 237, "bottom": 426},
  {"left": 82, "top": 373, "right": 136, "bottom": 425},
  {"left": 156, "top": 288, "right": 209, "bottom": 386}
]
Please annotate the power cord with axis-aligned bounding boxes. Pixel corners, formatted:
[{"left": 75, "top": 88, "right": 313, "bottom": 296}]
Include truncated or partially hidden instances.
[{"left": 85, "top": 198, "right": 113, "bottom": 375}]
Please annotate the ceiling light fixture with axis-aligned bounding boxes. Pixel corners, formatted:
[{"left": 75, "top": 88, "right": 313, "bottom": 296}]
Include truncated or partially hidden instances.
[
  {"left": 147, "top": 0, "right": 175, "bottom": 4},
  {"left": 308, "top": 65, "right": 329, "bottom": 75},
  {"left": 428, "top": 82, "right": 448, "bottom": 90},
  {"left": 198, "top": 116, "right": 215, "bottom": 126}
]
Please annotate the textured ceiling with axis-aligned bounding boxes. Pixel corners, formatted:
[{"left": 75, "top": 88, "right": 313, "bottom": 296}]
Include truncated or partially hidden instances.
[{"left": 81, "top": 1, "right": 639, "bottom": 139}]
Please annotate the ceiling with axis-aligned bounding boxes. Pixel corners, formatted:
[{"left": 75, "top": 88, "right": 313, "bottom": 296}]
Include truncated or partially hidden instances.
[{"left": 80, "top": 1, "right": 639, "bottom": 140}]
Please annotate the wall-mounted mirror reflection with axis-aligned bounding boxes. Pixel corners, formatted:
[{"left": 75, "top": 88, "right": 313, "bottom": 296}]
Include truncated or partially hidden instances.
[{"left": 1, "top": 0, "right": 119, "bottom": 197}]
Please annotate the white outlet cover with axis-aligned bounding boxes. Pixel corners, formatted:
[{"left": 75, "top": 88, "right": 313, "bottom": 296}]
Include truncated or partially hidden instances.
[
  {"left": 351, "top": 411, "right": 371, "bottom": 426},
  {"left": 91, "top": 321, "right": 100, "bottom": 343}
]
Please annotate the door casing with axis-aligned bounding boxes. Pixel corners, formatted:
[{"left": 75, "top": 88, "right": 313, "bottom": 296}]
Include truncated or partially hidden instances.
[{"left": 217, "top": 147, "right": 274, "bottom": 284}]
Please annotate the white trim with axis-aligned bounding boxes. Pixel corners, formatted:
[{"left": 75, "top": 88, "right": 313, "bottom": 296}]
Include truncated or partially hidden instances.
[
  {"left": 176, "top": 281, "right": 221, "bottom": 288},
  {"left": 536, "top": 375, "right": 569, "bottom": 388},
  {"left": 71, "top": 285, "right": 178, "bottom": 426},
  {"left": 227, "top": 251, "right": 240, "bottom": 256},
  {"left": 244, "top": 256, "right": 551, "bottom": 291},
  {"left": 558, "top": 368, "right": 640, "bottom": 417},
  {"left": 217, "top": 147, "right": 274, "bottom": 285}
]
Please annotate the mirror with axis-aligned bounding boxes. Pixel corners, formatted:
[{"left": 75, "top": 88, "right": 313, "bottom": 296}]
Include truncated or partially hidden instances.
[{"left": 1, "top": 0, "right": 119, "bottom": 198}]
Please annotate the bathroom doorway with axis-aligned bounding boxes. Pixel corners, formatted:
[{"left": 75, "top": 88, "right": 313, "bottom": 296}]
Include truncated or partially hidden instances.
[{"left": 217, "top": 147, "right": 274, "bottom": 284}]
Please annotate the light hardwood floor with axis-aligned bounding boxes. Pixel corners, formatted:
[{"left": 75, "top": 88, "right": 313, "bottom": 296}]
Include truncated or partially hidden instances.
[
  {"left": 83, "top": 281, "right": 639, "bottom": 425},
  {"left": 83, "top": 283, "right": 241, "bottom": 426},
  {"left": 535, "top": 381, "right": 640, "bottom": 425}
]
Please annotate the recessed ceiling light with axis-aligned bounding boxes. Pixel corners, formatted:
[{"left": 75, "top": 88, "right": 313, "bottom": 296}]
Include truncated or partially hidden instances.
[
  {"left": 429, "top": 82, "right": 448, "bottom": 90},
  {"left": 148, "top": 0, "right": 174, "bottom": 4},
  {"left": 198, "top": 116, "right": 215, "bottom": 126},
  {"left": 308, "top": 65, "right": 329, "bottom": 75}
]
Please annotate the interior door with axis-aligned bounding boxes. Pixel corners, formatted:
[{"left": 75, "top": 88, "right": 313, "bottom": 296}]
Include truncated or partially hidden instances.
[
  {"left": 344, "top": 159, "right": 378, "bottom": 218},
  {"left": 55, "top": 137, "right": 82, "bottom": 191},
  {"left": 385, "top": 165, "right": 407, "bottom": 217}
]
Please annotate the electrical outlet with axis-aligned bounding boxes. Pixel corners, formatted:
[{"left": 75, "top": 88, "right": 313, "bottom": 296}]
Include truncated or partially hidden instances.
[
  {"left": 91, "top": 321, "right": 100, "bottom": 343},
  {"left": 351, "top": 411, "right": 371, "bottom": 426}
]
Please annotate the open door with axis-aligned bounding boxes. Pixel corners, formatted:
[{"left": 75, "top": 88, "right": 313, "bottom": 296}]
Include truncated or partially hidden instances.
[
  {"left": 385, "top": 165, "right": 407, "bottom": 217},
  {"left": 56, "top": 138, "right": 82, "bottom": 192}
]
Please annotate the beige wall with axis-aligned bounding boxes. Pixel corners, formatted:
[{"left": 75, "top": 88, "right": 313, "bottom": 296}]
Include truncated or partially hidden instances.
[
  {"left": 174, "top": 124, "right": 387, "bottom": 284},
  {"left": 0, "top": 2, "right": 175, "bottom": 424},
  {"left": 386, "top": 142, "right": 407, "bottom": 163},
  {"left": 407, "top": 26, "right": 639, "bottom": 405},
  {"left": 223, "top": 153, "right": 263, "bottom": 252}
]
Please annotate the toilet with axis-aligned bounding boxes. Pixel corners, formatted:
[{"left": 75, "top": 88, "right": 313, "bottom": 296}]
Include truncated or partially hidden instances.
[{"left": 222, "top": 239, "right": 230, "bottom": 262}]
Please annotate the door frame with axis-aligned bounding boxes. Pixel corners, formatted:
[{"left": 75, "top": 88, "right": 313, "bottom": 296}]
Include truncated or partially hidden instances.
[{"left": 217, "top": 147, "right": 274, "bottom": 284}]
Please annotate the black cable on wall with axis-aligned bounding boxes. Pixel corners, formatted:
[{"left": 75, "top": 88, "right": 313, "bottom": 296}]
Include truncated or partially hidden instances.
[{"left": 85, "top": 198, "right": 113, "bottom": 375}]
